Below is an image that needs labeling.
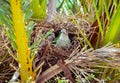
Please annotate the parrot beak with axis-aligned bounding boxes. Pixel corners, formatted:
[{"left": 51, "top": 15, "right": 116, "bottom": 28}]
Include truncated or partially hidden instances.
[{"left": 61, "top": 29, "right": 67, "bottom": 35}]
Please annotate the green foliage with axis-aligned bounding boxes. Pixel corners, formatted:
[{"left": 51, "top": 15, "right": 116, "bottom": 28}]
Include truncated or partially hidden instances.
[
  {"left": 0, "top": 0, "right": 16, "bottom": 49},
  {"left": 103, "top": 4, "right": 120, "bottom": 45},
  {"left": 25, "top": 21, "right": 35, "bottom": 47},
  {"left": 30, "top": 0, "right": 47, "bottom": 19},
  {"left": 93, "top": 0, "right": 103, "bottom": 36},
  {"left": 0, "top": 0, "right": 34, "bottom": 50},
  {"left": 21, "top": 0, "right": 33, "bottom": 22},
  {"left": 103, "top": 0, "right": 110, "bottom": 20},
  {"left": 57, "top": 0, "right": 81, "bottom": 15},
  {"left": 0, "top": 0, "right": 12, "bottom": 28}
]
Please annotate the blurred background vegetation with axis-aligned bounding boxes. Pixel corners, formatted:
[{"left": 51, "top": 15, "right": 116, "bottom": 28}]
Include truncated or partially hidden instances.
[{"left": 0, "top": 0, "right": 120, "bottom": 82}]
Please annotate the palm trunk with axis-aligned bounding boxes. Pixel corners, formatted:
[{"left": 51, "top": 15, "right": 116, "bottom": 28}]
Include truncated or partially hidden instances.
[{"left": 47, "top": 0, "right": 56, "bottom": 22}]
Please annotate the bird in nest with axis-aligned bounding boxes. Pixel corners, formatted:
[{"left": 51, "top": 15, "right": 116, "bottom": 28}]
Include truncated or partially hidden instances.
[{"left": 53, "top": 29, "right": 71, "bottom": 48}]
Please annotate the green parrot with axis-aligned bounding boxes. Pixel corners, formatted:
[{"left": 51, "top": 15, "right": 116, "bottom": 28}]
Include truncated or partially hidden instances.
[{"left": 53, "top": 29, "right": 71, "bottom": 48}]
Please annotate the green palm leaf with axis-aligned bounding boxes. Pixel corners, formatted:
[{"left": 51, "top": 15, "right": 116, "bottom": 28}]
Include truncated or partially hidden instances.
[{"left": 103, "top": 4, "right": 120, "bottom": 45}]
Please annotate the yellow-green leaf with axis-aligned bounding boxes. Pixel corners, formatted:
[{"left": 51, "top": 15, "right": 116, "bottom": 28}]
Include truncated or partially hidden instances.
[{"left": 103, "top": 4, "right": 120, "bottom": 45}]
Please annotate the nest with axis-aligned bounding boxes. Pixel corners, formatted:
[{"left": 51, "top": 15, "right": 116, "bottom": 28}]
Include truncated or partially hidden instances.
[
  {"left": 31, "top": 16, "right": 95, "bottom": 70},
  {"left": 30, "top": 16, "right": 110, "bottom": 83}
]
